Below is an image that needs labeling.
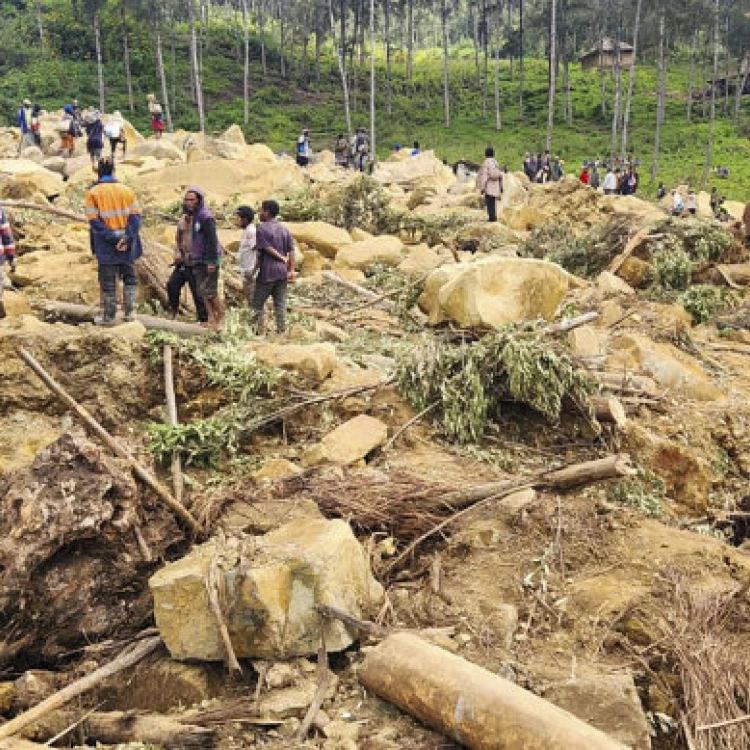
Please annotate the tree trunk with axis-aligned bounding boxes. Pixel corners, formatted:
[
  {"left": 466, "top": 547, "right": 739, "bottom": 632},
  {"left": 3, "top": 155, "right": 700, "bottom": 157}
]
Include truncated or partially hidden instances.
[
  {"left": 687, "top": 26, "right": 697, "bottom": 122},
  {"left": 609, "top": 3, "right": 623, "bottom": 159},
  {"left": 188, "top": 0, "right": 206, "bottom": 132},
  {"left": 330, "top": 0, "right": 353, "bottom": 134},
  {"left": 441, "top": 0, "right": 451, "bottom": 128},
  {"left": 470, "top": 0, "right": 481, "bottom": 94},
  {"left": 34, "top": 0, "right": 45, "bottom": 47},
  {"left": 518, "top": 0, "right": 524, "bottom": 118},
  {"left": 120, "top": 1, "right": 135, "bottom": 113},
  {"left": 620, "top": 0, "right": 641, "bottom": 154},
  {"left": 259, "top": 0, "right": 267, "bottom": 75},
  {"left": 169, "top": 9, "right": 177, "bottom": 118},
  {"left": 507, "top": 0, "right": 514, "bottom": 81},
  {"left": 406, "top": 0, "right": 414, "bottom": 80},
  {"left": 315, "top": 21, "right": 323, "bottom": 92},
  {"left": 93, "top": 13, "right": 106, "bottom": 113},
  {"left": 545, "top": 0, "right": 558, "bottom": 152},
  {"left": 734, "top": 62, "right": 749, "bottom": 124},
  {"left": 701, "top": 30, "right": 709, "bottom": 118},
  {"left": 481, "top": 0, "right": 489, "bottom": 119},
  {"left": 723, "top": 14, "right": 731, "bottom": 116},
  {"left": 370, "top": 0, "right": 376, "bottom": 158},
  {"left": 154, "top": 22, "right": 174, "bottom": 133},
  {"left": 385, "top": 0, "right": 392, "bottom": 115},
  {"left": 279, "top": 0, "right": 287, "bottom": 79},
  {"left": 651, "top": 7, "right": 666, "bottom": 181},
  {"left": 494, "top": 24, "right": 501, "bottom": 130},
  {"left": 242, "top": 0, "right": 250, "bottom": 124},
  {"left": 702, "top": 0, "right": 720, "bottom": 188}
]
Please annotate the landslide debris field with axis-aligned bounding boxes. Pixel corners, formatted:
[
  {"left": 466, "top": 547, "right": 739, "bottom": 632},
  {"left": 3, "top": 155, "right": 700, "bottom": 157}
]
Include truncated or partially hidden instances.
[{"left": 3, "top": 117, "right": 750, "bottom": 750}]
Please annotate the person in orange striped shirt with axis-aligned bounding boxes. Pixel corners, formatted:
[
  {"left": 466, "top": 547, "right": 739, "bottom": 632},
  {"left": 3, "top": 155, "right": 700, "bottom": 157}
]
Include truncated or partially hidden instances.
[{"left": 85, "top": 158, "right": 143, "bottom": 326}]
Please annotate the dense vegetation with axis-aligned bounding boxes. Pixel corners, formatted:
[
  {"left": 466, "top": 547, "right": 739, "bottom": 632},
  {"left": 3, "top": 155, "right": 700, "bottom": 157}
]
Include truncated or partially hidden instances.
[{"left": 2, "top": 0, "right": 750, "bottom": 198}]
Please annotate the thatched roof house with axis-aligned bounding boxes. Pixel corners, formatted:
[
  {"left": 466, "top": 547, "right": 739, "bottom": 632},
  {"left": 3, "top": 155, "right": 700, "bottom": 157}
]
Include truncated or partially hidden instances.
[{"left": 580, "top": 38, "right": 635, "bottom": 71}]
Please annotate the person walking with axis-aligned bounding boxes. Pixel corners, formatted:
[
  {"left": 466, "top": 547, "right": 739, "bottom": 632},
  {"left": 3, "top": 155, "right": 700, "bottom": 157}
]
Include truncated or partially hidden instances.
[
  {"left": 85, "top": 158, "right": 142, "bottom": 326},
  {"left": 334, "top": 133, "right": 349, "bottom": 168},
  {"left": 147, "top": 95, "right": 165, "bottom": 139},
  {"left": 710, "top": 187, "right": 719, "bottom": 215},
  {"left": 180, "top": 187, "right": 224, "bottom": 330},
  {"left": 252, "top": 199, "right": 295, "bottom": 335},
  {"left": 105, "top": 111, "right": 127, "bottom": 157},
  {"left": 589, "top": 167, "right": 601, "bottom": 190},
  {"left": 165, "top": 201, "right": 210, "bottom": 326},
  {"left": 0, "top": 202, "right": 17, "bottom": 320},
  {"left": 235, "top": 206, "right": 258, "bottom": 309},
  {"left": 16, "top": 99, "right": 35, "bottom": 152},
  {"left": 671, "top": 190, "right": 685, "bottom": 217},
  {"left": 475, "top": 147, "right": 503, "bottom": 223},
  {"left": 58, "top": 105, "right": 77, "bottom": 157},
  {"left": 686, "top": 190, "right": 698, "bottom": 216},
  {"left": 83, "top": 110, "right": 104, "bottom": 168},
  {"left": 411, "top": 141, "right": 421, "bottom": 156},
  {"left": 296, "top": 128, "right": 312, "bottom": 167},
  {"left": 579, "top": 165, "right": 590, "bottom": 185}
]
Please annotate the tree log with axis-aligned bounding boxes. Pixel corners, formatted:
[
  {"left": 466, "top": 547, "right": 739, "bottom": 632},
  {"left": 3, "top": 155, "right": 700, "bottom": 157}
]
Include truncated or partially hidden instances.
[
  {"left": 2, "top": 201, "right": 87, "bottom": 223},
  {"left": 543, "top": 311, "right": 599, "bottom": 335},
  {"left": 0, "top": 637, "right": 162, "bottom": 740},
  {"left": 0, "top": 740, "right": 49, "bottom": 749},
  {"left": 427, "top": 454, "right": 633, "bottom": 513},
  {"left": 593, "top": 371, "right": 660, "bottom": 396},
  {"left": 27, "top": 710, "right": 216, "bottom": 749},
  {"left": 322, "top": 271, "right": 396, "bottom": 311},
  {"left": 591, "top": 396, "right": 628, "bottom": 428},
  {"left": 715, "top": 263, "right": 750, "bottom": 286},
  {"left": 17, "top": 348, "right": 203, "bottom": 534},
  {"left": 358, "top": 633, "right": 627, "bottom": 750},
  {"left": 38, "top": 300, "right": 208, "bottom": 337},
  {"left": 163, "top": 345, "right": 184, "bottom": 502}
]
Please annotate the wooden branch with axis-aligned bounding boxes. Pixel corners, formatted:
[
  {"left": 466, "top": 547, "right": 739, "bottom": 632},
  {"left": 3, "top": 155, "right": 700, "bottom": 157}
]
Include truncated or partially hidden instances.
[
  {"left": 17, "top": 348, "right": 203, "bottom": 535},
  {"left": 163, "top": 345, "right": 184, "bottom": 503},
  {"left": 0, "top": 740, "right": 50, "bottom": 749},
  {"left": 322, "top": 271, "right": 396, "bottom": 310},
  {"left": 382, "top": 402, "right": 438, "bottom": 451},
  {"left": 696, "top": 713, "right": 750, "bottom": 732},
  {"left": 543, "top": 311, "right": 599, "bottom": 335},
  {"left": 316, "top": 605, "right": 387, "bottom": 637},
  {"left": 427, "top": 454, "right": 633, "bottom": 513},
  {"left": 39, "top": 300, "right": 208, "bottom": 337},
  {"left": 590, "top": 396, "right": 628, "bottom": 428},
  {"left": 0, "top": 636, "right": 162, "bottom": 740},
  {"left": 205, "top": 558, "right": 242, "bottom": 675},
  {"left": 296, "top": 618, "right": 330, "bottom": 742},
  {"left": 715, "top": 262, "right": 750, "bottom": 286},
  {"left": 2, "top": 201, "right": 87, "bottom": 223}
]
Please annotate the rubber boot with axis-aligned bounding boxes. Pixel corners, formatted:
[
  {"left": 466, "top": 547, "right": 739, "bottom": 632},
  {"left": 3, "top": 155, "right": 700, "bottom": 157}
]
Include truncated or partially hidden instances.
[
  {"left": 94, "top": 292, "right": 117, "bottom": 327},
  {"left": 123, "top": 286, "right": 137, "bottom": 322},
  {"left": 0, "top": 300, "right": 6, "bottom": 319}
]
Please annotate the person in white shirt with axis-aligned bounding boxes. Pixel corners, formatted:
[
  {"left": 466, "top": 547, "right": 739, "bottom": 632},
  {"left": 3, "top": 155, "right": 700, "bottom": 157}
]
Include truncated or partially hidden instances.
[
  {"left": 686, "top": 190, "right": 697, "bottom": 215},
  {"left": 602, "top": 168, "right": 617, "bottom": 195},
  {"left": 235, "top": 205, "right": 258, "bottom": 307},
  {"left": 104, "top": 111, "right": 127, "bottom": 157},
  {"left": 672, "top": 190, "right": 685, "bottom": 217}
]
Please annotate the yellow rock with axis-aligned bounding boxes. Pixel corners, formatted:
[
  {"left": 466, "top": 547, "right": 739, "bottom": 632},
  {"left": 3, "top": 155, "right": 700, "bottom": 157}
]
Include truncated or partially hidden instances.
[
  {"left": 303, "top": 414, "right": 388, "bottom": 467},
  {"left": 285, "top": 221, "right": 353, "bottom": 259},
  {"left": 335, "top": 235, "right": 405, "bottom": 270},
  {"left": 251, "top": 342, "right": 338, "bottom": 385},
  {"left": 253, "top": 458, "right": 303, "bottom": 483},
  {"left": 398, "top": 244, "right": 442, "bottom": 276}
]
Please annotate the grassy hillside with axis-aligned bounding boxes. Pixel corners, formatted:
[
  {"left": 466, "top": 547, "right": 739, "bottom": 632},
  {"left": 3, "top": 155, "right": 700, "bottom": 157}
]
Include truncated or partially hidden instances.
[{"left": 1, "top": 6, "right": 749, "bottom": 202}]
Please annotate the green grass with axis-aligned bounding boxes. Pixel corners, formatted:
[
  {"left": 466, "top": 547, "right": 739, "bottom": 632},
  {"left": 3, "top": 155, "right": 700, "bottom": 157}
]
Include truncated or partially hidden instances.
[{"left": 2, "top": 0, "right": 749, "bottom": 200}]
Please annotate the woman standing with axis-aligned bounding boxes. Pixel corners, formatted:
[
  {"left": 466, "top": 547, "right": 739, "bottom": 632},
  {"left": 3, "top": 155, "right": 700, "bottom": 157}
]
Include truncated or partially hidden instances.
[{"left": 475, "top": 147, "right": 503, "bottom": 222}]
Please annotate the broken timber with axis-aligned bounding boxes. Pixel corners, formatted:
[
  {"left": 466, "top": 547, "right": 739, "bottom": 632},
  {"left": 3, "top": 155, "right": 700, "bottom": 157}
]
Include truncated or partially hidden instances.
[
  {"left": 39, "top": 300, "right": 208, "bottom": 337},
  {"left": 17, "top": 348, "right": 203, "bottom": 534},
  {"left": 358, "top": 632, "right": 627, "bottom": 750}
]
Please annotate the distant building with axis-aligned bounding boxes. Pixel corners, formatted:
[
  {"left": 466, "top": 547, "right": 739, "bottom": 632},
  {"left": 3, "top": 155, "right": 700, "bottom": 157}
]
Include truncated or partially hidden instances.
[
  {"left": 706, "top": 51, "right": 750, "bottom": 97},
  {"left": 579, "top": 38, "right": 635, "bottom": 71}
]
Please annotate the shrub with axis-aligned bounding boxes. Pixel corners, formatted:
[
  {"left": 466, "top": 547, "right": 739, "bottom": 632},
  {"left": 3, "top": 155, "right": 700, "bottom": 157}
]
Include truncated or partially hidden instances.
[
  {"left": 678, "top": 285, "right": 723, "bottom": 325},
  {"left": 653, "top": 244, "right": 692, "bottom": 290}
]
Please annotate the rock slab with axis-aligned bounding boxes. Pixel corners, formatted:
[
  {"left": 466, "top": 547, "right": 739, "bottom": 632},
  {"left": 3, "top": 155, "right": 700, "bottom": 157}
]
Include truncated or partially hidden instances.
[{"left": 150, "top": 519, "right": 384, "bottom": 661}]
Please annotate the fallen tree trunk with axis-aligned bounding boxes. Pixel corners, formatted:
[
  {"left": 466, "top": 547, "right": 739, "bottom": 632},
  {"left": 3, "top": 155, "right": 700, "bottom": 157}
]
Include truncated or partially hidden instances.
[
  {"left": 590, "top": 396, "right": 628, "bottom": 428},
  {"left": 428, "top": 454, "right": 633, "bottom": 513},
  {"left": 17, "top": 348, "right": 203, "bottom": 534},
  {"left": 163, "top": 344, "right": 185, "bottom": 502},
  {"left": 0, "top": 740, "right": 49, "bottom": 749},
  {"left": 359, "top": 633, "right": 627, "bottom": 750},
  {"left": 543, "top": 311, "right": 599, "bottom": 335},
  {"left": 0, "top": 637, "right": 162, "bottom": 740},
  {"left": 28, "top": 710, "right": 216, "bottom": 748},
  {"left": 136, "top": 241, "right": 196, "bottom": 314},
  {"left": 2, "top": 201, "right": 87, "bottom": 223},
  {"left": 715, "top": 263, "right": 750, "bottom": 286},
  {"left": 322, "top": 271, "right": 395, "bottom": 309},
  {"left": 38, "top": 300, "right": 208, "bottom": 337}
]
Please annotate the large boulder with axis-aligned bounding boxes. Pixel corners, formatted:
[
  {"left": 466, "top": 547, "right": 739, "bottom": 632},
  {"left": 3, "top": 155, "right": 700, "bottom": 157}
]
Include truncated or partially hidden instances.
[
  {"left": 250, "top": 342, "right": 337, "bottom": 385},
  {"left": 398, "top": 244, "right": 442, "bottom": 276},
  {"left": 608, "top": 333, "right": 723, "bottom": 401},
  {"left": 285, "top": 221, "right": 353, "bottom": 259},
  {"left": 221, "top": 124, "right": 246, "bottom": 146},
  {"left": 0, "top": 159, "right": 64, "bottom": 200},
  {"left": 129, "top": 139, "right": 185, "bottom": 162},
  {"left": 150, "top": 519, "right": 384, "bottom": 660},
  {"left": 335, "top": 235, "right": 405, "bottom": 270},
  {"left": 499, "top": 172, "right": 528, "bottom": 210},
  {"left": 303, "top": 414, "right": 388, "bottom": 466},
  {"left": 543, "top": 675, "right": 651, "bottom": 750},
  {"left": 373, "top": 150, "right": 456, "bottom": 194},
  {"left": 419, "top": 257, "right": 583, "bottom": 329}
]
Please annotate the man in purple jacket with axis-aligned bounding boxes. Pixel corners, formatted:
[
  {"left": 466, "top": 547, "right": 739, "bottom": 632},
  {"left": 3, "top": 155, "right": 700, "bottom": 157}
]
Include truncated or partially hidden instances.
[{"left": 252, "top": 199, "right": 295, "bottom": 335}]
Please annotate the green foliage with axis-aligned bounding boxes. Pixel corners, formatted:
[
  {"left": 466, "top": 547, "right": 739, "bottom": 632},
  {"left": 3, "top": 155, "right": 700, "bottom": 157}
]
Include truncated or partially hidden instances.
[
  {"left": 678, "top": 285, "right": 723, "bottom": 325},
  {"left": 656, "top": 217, "right": 735, "bottom": 263},
  {"left": 396, "top": 324, "right": 594, "bottom": 444},
  {"left": 607, "top": 468, "right": 665, "bottom": 518},
  {"left": 653, "top": 241, "right": 692, "bottom": 291}
]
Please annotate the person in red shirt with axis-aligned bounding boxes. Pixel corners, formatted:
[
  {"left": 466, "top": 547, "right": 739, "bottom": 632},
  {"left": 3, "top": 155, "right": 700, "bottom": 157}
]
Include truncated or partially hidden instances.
[{"left": 579, "top": 166, "right": 590, "bottom": 185}]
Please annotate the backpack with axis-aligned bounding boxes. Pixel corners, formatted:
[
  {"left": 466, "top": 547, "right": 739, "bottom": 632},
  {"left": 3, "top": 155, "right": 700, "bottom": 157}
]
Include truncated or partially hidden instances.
[
  {"left": 105, "top": 122, "right": 121, "bottom": 139},
  {"left": 296, "top": 138, "right": 306, "bottom": 156}
]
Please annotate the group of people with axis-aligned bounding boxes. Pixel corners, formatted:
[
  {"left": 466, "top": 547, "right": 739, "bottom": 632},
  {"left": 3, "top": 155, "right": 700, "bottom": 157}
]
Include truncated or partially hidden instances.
[
  {"left": 522, "top": 151, "right": 565, "bottom": 183},
  {"left": 580, "top": 164, "right": 640, "bottom": 196},
  {"left": 659, "top": 184, "right": 733, "bottom": 221},
  {"left": 16, "top": 93, "right": 169, "bottom": 165}
]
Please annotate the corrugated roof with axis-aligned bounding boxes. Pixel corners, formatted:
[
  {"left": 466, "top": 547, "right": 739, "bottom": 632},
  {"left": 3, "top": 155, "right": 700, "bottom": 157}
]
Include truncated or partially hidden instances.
[{"left": 580, "top": 37, "right": 634, "bottom": 59}]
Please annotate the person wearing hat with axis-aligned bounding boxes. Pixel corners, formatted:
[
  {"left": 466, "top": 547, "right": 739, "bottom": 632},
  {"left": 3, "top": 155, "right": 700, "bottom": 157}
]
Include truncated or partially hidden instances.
[
  {"left": 59, "top": 105, "right": 76, "bottom": 157},
  {"left": 16, "top": 99, "right": 35, "bottom": 151},
  {"left": 83, "top": 109, "right": 104, "bottom": 167},
  {"left": 235, "top": 206, "right": 258, "bottom": 308}
]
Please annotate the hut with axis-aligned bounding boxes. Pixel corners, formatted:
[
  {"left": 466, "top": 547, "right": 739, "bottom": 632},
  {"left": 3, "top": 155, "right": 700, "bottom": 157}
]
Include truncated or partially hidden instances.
[{"left": 579, "top": 38, "right": 634, "bottom": 71}]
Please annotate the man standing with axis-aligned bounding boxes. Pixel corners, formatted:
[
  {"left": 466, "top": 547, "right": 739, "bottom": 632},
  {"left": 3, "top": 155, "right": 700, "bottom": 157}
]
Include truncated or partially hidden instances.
[
  {"left": 165, "top": 199, "right": 209, "bottom": 326},
  {"left": 16, "top": 99, "right": 35, "bottom": 151},
  {"left": 235, "top": 206, "right": 258, "bottom": 309},
  {"left": 0, "top": 203, "right": 17, "bottom": 319},
  {"left": 476, "top": 147, "right": 503, "bottom": 223},
  {"left": 742, "top": 199, "right": 750, "bottom": 248},
  {"left": 602, "top": 167, "right": 617, "bottom": 195},
  {"left": 296, "top": 128, "right": 312, "bottom": 167},
  {"left": 252, "top": 200, "right": 295, "bottom": 335},
  {"left": 83, "top": 110, "right": 105, "bottom": 168},
  {"left": 181, "top": 187, "right": 224, "bottom": 330},
  {"left": 85, "top": 159, "right": 142, "bottom": 326}
]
